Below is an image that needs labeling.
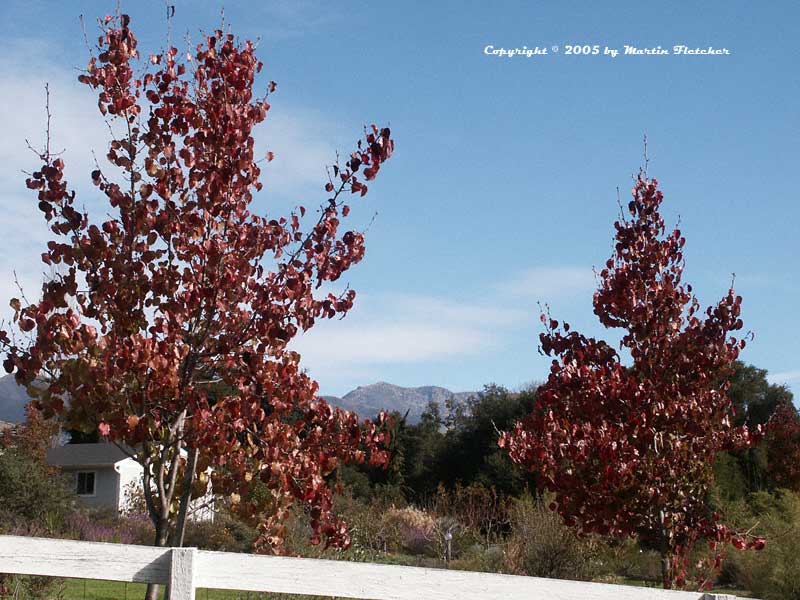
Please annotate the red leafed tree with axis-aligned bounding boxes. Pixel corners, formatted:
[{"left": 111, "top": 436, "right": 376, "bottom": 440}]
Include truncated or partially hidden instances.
[
  {"left": 765, "top": 401, "right": 800, "bottom": 490},
  {"left": 499, "top": 174, "right": 763, "bottom": 589},
  {"left": 0, "top": 11, "right": 393, "bottom": 567}
]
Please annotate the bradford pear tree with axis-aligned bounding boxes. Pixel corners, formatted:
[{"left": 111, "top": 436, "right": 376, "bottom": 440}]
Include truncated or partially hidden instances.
[
  {"left": 0, "top": 12, "right": 394, "bottom": 558},
  {"left": 500, "top": 174, "right": 764, "bottom": 589}
]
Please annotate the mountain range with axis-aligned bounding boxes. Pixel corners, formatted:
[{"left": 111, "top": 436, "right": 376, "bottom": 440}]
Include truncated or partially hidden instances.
[
  {"left": 0, "top": 374, "right": 31, "bottom": 423},
  {"left": 0, "top": 374, "right": 474, "bottom": 425},
  {"left": 323, "top": 382, "right": 476, "bottom": 423}
]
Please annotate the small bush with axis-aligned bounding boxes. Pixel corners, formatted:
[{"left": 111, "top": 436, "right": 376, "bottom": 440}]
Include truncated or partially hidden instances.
[
  {"left": 384, "top": 506, "right": 436, "bottom": 555},
  {"left": 504, "top": 493, "right": 601, "bottom": 581},
  {"left": 598, "top": 539, "right": 662, "bottom": 584},
  {"left": 0, "top": 575, "right": 65, "bottom": 600},
  {"left": 450, "top": 543, "right": 507, "bottom": 573},
  {"left": 332, "top": 494, "right": 403, "bottom": 557},
  {"left": 721, "top": 490, "right": 800, "bottom": 600},
  {"left": 182, "top": 510, "right": 258, "bottom": 553},
  {"left": 0, "top": 448, "right": 74, "bottom": 529}
]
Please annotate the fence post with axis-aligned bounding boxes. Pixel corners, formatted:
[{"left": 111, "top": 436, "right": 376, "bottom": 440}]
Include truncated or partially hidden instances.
[{"left": 169, "top": 547, "right": 197, "bottom": 600}]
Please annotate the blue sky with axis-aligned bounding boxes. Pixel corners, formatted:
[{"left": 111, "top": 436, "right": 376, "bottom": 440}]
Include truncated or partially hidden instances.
[{"left": 0, "top": 1, "right": 798, "bottom": 398}]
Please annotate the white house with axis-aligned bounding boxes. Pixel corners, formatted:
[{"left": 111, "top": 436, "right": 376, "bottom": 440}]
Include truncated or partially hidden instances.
[{"left": 46, "top": 443, "right": 213, "bottom": 521}]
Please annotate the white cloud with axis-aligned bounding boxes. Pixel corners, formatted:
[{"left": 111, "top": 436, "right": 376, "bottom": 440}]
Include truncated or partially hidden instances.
[
  {"left": 500, "top": 266, "right": 597, "bottom": 300},
  {"left": 381, "top": 293, "right": 527, "bottom": 326},
  {"left": 291, "top": 293, "right": 515, "bottom": 368},
  {"left": 0, "top": 46, "right": 108, "bottom": 325},
  {"left": 290, "top": 272, "right": 592, "bottom": 384},
  {"left": 0, "top": 62, "right": 107, "bottom": 192},
  {"left": 254, "top": 107, "right": 342, "bottom": 200},
  {"left": 294, "top": 323, "right": 487, "bottom": 365},
  {"left": 288, "top": 291, "right": 528, "bottom": 386},
  {"left": 768, "top": 370, "right": 800, "bottom": 385},
  {"left": 0, "top": 39, "right": 349, "bottom": 324}
]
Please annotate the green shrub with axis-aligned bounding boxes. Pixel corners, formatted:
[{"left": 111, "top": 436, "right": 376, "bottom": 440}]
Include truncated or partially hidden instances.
[
  {"left": 504, "top": 493, "right": 601, "bottom": 581},
  {"left": 182, "top": 510, "right": 258, "bottom": 553},
  {"left": 596, "top": 539, "right": 662, "bottom": 585},
  {"left": 0, "top": 448, "right": 74, "bottom": 530},
  {"left": 334, "top": 494, "right": 404, "bottom": 557},
  {"left": 0, "top": 574, "right": 65, "bottom": 600},
  {"left": 721, "top": 490, "right": 800, "bottom": 599},
  {"left": 450, "top": 543, "right": 507, "bottom": 574}
]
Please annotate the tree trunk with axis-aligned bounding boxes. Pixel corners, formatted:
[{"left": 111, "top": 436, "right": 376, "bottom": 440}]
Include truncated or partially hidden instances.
[
  {"left": 145, "top": 522, "right": 170, "bottom": 600},
  {"left": 171, "top": 447, "right": 200, "bottom": 548},
  {"left": 144, "top": 575, "right": 162, "bottom": 600},
  {"left": 658, "top": 510, "right": 672, "bottom": 589},
  {"left": 660, "top": 550, "right": 672, "bottom": 590},
  {"left": 143, "top": 422, "right": 191, "bottom": 600}
]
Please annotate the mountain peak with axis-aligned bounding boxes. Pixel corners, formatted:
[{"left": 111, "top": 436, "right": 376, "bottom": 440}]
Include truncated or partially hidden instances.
[
  {"left": 0, "top": 373, "right": 476, "bottom": 427},
  {"left": 328, "top": 382, "right": 476, "bottom": 423},
  {"left": 0, "top": 374, "right": 31, "bottom": 423}
]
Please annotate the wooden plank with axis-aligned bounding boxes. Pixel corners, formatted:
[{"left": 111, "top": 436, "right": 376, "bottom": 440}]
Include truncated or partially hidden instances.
[
  {"left": 169, "top": 548, "right": 196, "bottom": 600},
  {"left": 0, "top": 536, "right": 753, "bottom": 600},
  {"left": 0, "top": 535, "right": 171, "bottom": 584},
  {"left": 194, "top": 550, "right": 711, "bottom": 600}
]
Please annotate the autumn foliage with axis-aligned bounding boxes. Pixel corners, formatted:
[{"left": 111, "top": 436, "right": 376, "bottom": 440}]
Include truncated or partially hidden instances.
[
  {"left": 500, "top": 175, "right": 764, "bottom": 588},
  {"left": 0, "top": 13, "right": 393, "bottom": 554}
]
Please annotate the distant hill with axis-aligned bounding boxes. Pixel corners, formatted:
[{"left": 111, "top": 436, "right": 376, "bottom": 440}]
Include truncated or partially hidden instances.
[
  {"left": 0, "top": 374, "right": 475, "bottom": 426},
  {"left": 0, "top": 374, "right": 31, "bottom": 423},
  {"left": 324, "top": 382, "right": 476, "bottom": 424}
]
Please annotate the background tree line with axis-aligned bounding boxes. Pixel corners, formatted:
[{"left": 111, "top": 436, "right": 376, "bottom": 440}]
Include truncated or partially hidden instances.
[
  {"left": 2, "top": 360, "right": 800, "bottom": 599},
  {"left": 343, "top": 361, "right": 797, "bottom": 507}
]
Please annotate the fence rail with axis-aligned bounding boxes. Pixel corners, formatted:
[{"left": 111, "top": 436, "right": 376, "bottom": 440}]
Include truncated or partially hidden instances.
[{"left": 0, "top": 535, "right": 746, "bottom": 600}]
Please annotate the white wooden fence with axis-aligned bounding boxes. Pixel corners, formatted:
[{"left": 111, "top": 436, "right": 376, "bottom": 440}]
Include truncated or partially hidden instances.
[{"left": 0, "top": 535, "right": 747, "bottom": 600}]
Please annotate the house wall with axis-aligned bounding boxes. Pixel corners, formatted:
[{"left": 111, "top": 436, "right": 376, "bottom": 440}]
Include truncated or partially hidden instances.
[
  {"left": 115, "top": 458, "right": 214, "bottom": 522},
  {"left": 115, "top": 457, "right": 145, "bottom": 514},
  {"left": 62, "top": 456, "right": 214, "bottom": 521},
  {"left": 189, "top": 480, "right": 215, "bottom": 522},
  {"left": 61, "top": 466, "right": 119, "bottom": 511}
]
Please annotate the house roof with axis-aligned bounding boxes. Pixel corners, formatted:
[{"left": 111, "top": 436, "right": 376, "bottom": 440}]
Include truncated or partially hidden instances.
[{"left": 46, "top": 443, "right": 136, "bottom": 467}]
